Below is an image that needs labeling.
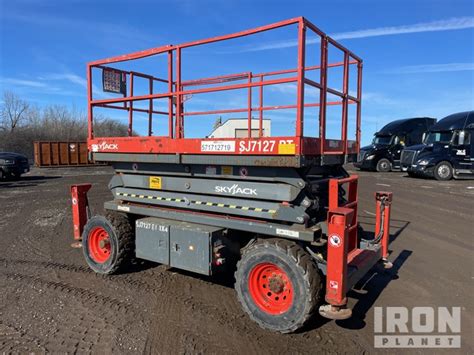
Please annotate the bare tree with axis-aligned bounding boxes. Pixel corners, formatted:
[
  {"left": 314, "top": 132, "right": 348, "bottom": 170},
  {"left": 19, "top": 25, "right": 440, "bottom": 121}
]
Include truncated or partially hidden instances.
[
  {"left": 0, "top": 90, "right": 131, "bottom": 157},
  {"left": 1, "top": 91, "right": 30, "bottom": 132}
]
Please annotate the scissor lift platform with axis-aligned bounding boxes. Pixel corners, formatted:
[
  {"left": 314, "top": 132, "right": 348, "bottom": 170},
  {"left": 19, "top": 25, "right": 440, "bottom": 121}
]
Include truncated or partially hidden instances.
[{"left": 86, "top": 17, "right": 362, "bottom": 168}]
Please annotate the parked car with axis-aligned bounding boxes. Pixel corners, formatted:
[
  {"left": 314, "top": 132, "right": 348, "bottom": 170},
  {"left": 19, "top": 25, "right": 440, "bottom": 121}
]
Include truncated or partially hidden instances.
[
  {"left": 0, "top": 152, "right": 30, "bottom": 180},
  {"left": 354, "top": 117, "right": 436, "bottom": 172},
  {"left": 401, "top": 111, "right": 474, "bottom": 180}
]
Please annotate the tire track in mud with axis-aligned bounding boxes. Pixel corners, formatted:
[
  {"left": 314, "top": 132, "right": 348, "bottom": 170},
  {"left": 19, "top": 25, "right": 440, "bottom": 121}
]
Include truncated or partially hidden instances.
[
  {"left": 1, "top": 201, "right": 58, "bottom": 260},
  {"left": 0, "top": 270, "right": 148, "bottom": 353},
  {"left": 47, "top": 302, "right": 115, "bottom": 353},
  {"left": 0, "top": 322, "right": 46, "bottom": 353},
  {"left": 1, "top": 271, "right": 139, "bottom": 314},
  {"left": 1, "top": 255, "right": 366, "bottom": 353},
  {"left": 143, "top": 277, "right": 243, "bottom": 354},
  {"left": 142, "top": 271, "right": 277, "bottom": 354},
  {"left": 0, "top": 285, "right": 115, "bottom": 353},
  {"left": 0, "top": 257, "right": 166, "bottom": 295},
  {"left": 143, "top": 271, "right": 236, "bottom": 354},
  {"left": 2, "top": 258, "right": 260, "bottom": 353},
  {"left": 143, "top": 277, "right": 183, "bottom": 354},
  {"left": 1, "top": 260, "right": 254, "bottom": 352},
  {"left": 4, "top": 262, "right": 246, "bottom": 353},
  {"left": 142, "top": 270, "right": 365, "bottom": 354}
]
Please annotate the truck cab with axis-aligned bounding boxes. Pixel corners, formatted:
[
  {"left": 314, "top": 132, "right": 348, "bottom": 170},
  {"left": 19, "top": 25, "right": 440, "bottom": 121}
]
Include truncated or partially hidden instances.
[
  {"left": 354, "top": 117, "right": 436, "bottom": 172},
  {"left": 401, "top": 111, "right": 474, "bottom": 180}
]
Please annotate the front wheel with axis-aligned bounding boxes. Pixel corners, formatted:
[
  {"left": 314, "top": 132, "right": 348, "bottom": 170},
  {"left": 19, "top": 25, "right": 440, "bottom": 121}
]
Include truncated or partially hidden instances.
[
  {"left": 376, "top": 158, "right": 392, "bottom": 172},
  {"left": 434, "top": 161, "right": 453, "bottom": 181},
  {"left": 234, "top": 239, "right": 322, "bottom": 333},
  {"left": 82, "top": 213, "right": 134, "bottom": 274}
]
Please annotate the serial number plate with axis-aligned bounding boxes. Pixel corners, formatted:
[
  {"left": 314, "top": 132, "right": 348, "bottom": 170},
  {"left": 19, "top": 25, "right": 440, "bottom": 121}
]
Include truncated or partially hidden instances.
[
  {"left": 201, "top": 141, "right": 236, "bottom": 152},
  {"left": 276, "top": 228, "right": 300, "bottom": 238},
  {"left": 201, "top": 139, "right": 295, "bottom": 154}
]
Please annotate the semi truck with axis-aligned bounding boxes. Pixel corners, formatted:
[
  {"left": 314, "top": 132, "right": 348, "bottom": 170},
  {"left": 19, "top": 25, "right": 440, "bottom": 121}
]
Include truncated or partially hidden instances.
[
  {"left": 70, "top": 17, "right": 394, "bottom": 333},
  {"left": 401, "top": 111, "right": 474, "bottom": 180},
  {"left": 354, "top": 117, "right": 436, "bottom": 172}
]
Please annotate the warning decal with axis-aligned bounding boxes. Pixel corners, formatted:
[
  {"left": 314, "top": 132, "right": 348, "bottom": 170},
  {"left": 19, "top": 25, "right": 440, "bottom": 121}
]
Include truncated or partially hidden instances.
[{"left": 149, "top": 176, "right": 162, "bottom": 189}]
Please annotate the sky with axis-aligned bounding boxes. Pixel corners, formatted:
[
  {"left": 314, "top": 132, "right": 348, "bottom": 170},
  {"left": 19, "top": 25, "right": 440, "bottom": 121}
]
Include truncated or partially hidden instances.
[{"left": 0, "top": 0, "right": 473, "bottom": 145}]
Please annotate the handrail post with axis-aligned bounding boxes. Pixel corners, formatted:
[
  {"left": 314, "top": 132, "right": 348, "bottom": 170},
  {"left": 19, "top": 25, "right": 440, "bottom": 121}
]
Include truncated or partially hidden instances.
[
  {"left": 319, "top": 37, "right": 328, "bottom": 155},
  {"left": 259, "top": 75, "right": 264, "bottom": 137},
  {"left": 87, "top": 65, "right": 93, "bottom": 140},
  {"left": 356, "top": 61, "right": 363, "bottom": 151},
  {"left": 128, "top": 72, "right": 134, "bottom": 136},
  {"left": 175, "top": 47, "right": 182, "bottom": 138},
  {"left": 168, "top": 50, "right": 174, "bottom": 138},
  {"left": 341, "top": 52, "right": 349, "bottom": 154},
  {"left": 296, "top": 19, "right": 306, "bottom": 143},
  {"left": 148, "top": 77, "right": 153, "bottom": 136},
  {"left": 247, "top": 73, "right": 252, "bottom": 138}
]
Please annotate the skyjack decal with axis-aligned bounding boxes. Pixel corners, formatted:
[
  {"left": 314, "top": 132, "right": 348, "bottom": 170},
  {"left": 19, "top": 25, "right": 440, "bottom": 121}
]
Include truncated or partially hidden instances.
[
  {"left": 215, "top": 184, "right": 257, "bottom": 196},
  {"left": 91, "top": 141, "right": 119, "bottom": 152}
]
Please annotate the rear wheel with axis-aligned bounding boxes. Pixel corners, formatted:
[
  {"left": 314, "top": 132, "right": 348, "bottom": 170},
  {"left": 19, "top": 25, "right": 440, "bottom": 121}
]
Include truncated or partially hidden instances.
[
  {"left": 82, "top": 213, "right": 134, "bottom": 274},
  {"left": 434, "top": 161, "right": 453, "bottom": 181},
  {"left": 376, "top": 158, "right": 392, "bottom": 172},
  {"left": 235, "top": 239, "right": 321, "bottom": 333}
]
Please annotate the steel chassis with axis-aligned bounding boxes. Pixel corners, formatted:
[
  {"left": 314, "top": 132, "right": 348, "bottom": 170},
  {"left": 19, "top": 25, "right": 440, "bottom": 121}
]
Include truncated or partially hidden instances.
[
  {"left": 71, "top": 174, "right": 393, "bottom": 319},
  {"left": 72, "top": 17, "right": 394, "bottom": 326}
]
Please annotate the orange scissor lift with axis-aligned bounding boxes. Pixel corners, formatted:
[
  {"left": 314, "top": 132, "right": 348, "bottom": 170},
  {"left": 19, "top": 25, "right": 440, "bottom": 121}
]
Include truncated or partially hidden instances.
[{"left": 71, "top": 17, "right": 393, "bottom": 333}]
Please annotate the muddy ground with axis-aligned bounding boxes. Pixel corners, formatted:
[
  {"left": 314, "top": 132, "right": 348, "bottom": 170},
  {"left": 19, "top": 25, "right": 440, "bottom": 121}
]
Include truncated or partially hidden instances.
[{"left": 0, "top": 166, "right": 472, "bottom": 354}]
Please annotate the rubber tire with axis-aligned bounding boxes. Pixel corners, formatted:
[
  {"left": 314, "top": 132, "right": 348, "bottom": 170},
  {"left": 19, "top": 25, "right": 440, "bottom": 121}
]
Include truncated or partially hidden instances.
[
  {"left": 376, "top": 158, "right": 392, "bottom": 172},
  {"left": 434, "top": 161, "right": 453, "bottom": 181},
  {"left": 235, "top": 238, "right": 322, "bottom": 333},
  {"left": 82, "top": 213, "right": 134, "bottom": 274},
  {"left": 407, "top": 171, "right": 417, "bottom": 178}
]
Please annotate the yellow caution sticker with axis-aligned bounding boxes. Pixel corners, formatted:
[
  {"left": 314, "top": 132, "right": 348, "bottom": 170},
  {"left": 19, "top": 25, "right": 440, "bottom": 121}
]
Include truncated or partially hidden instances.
[
  {"left": 149, "top": 176, "right": 162, "bottom": 189},
  {"left": 278, "top": 143, "right": 296, "bottom": 155},
  {"left": 221, "top": 166, "right": 233, "bottom": 175}
]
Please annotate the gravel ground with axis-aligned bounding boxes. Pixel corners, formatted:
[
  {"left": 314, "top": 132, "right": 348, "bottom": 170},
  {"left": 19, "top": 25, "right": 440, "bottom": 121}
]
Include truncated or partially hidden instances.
[{"left": 0, "top": 166, "right": 472, "bottom": 354}]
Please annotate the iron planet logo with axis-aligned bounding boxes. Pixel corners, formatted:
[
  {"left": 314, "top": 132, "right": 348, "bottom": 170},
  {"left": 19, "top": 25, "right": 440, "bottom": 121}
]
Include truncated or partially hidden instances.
[{"left": 374, "top": 306, "right": 461, "bottom": 348}]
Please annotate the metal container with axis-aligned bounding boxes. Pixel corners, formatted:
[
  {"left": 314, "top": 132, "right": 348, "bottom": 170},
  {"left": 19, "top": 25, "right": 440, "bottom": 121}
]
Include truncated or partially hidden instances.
[{"left": 34, "top": 141, "right": 97, "bottom": 167}]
